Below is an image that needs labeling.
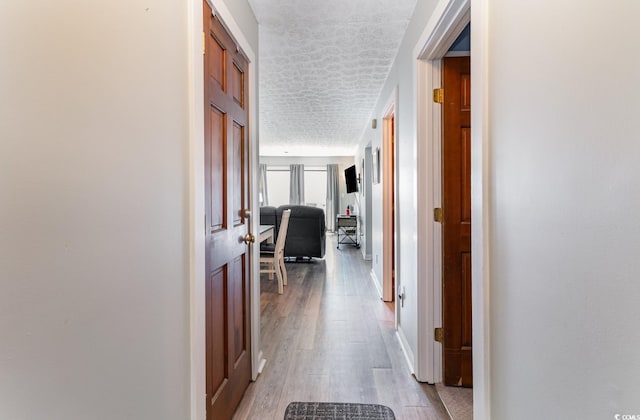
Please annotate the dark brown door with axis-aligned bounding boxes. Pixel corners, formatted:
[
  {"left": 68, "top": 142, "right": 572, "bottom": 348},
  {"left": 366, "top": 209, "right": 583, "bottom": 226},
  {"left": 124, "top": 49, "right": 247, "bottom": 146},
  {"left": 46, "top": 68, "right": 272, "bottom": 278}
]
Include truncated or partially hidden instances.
[
  {"left": 382, "top": 112, "right": 396, "bottom": 303},
  {"left": 204, "top": 2, "right": 252, "bottom": 418},
  {"left": 441, "top": 56, "right": 472, "bottom": 387}
]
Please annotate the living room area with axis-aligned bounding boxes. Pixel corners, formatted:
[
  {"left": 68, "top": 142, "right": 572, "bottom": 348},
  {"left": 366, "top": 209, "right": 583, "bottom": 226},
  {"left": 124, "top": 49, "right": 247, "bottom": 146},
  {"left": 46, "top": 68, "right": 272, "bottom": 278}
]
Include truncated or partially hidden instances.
[{"left": 258, "top": 155, "right": 372, "bottom": 263}]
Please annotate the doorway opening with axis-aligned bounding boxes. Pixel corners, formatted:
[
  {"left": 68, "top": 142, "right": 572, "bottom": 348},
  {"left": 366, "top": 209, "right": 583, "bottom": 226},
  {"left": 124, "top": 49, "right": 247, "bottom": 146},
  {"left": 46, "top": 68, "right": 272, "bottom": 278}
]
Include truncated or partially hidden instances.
[
  {"left": 414, "top": 3, "right": 476, "bottom": 415},
  {"left": 414, "top": 0, "right": 473, "bottom": 386}
]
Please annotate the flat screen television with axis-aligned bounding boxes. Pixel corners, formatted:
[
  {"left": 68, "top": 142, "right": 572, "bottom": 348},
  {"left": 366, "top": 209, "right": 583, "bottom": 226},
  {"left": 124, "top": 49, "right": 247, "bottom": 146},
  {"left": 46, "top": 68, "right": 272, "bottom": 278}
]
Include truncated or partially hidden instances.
[{"left": 344, "top": 165, "right": 358, "bottom": 193}]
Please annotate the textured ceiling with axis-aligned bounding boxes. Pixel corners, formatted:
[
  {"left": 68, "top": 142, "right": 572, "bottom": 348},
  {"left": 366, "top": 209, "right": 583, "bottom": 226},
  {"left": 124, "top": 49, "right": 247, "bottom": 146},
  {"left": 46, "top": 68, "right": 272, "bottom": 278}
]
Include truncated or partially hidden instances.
[{"left": 249, "top": 0, "right": 417, "bottom": 156}]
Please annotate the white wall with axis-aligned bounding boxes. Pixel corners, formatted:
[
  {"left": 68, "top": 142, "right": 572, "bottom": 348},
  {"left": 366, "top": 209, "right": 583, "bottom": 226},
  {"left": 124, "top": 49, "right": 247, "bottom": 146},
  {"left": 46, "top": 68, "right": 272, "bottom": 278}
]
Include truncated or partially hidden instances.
[
  {"left": 482, "top": 1, "right": 640, "bottom": 418},
  {"left": 0, "top": 2, "right": 189, "bottom": 418},
  {"left": 356, "top": 0, "right": 440, "bottom": 371},
  {"left": 0, "top": 1, "right": 257, "bottom": 419}
]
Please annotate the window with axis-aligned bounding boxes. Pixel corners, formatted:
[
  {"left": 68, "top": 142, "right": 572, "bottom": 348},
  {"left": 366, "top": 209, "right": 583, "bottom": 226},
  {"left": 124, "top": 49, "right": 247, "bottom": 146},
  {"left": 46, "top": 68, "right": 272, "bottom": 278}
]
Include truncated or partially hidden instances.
[
  {"left": 265, "top": 167, "right": 289, "bottom": 207},
  {"left": 264, "top": 165, "right": 327, "bottom": 211},
  {"left": 303, "top": 167, "right": 326, "bottom": 211}
]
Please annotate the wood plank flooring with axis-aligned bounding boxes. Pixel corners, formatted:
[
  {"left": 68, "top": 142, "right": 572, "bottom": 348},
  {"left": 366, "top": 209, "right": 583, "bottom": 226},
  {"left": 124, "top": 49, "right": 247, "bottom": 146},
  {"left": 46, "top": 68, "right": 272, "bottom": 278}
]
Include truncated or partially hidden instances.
[{"left": 233, "top": 234, "right": 450, "bottom": 420}]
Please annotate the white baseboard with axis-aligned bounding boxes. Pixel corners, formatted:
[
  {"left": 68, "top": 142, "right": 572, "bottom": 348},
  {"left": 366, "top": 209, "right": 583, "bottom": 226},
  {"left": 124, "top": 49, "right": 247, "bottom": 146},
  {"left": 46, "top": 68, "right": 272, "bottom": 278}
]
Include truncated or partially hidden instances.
[
  {"left": 370, "top": 269, "right": 383, "bottom": 299},
  {"left": 396, "top": 327, "right": 415, "bottom": 374},
  {"left": 256, "top": 351, "right": 266, "bottom": 375}
]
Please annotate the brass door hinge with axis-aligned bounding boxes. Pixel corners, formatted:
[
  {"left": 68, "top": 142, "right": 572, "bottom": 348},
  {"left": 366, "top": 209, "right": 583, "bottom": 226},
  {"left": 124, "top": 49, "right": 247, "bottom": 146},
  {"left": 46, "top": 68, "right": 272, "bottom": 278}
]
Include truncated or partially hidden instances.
[
  {"left": 433, "top": 88, "right": 444, "bottom": 104},
  {"left": 434, "top": 327, "right": 444, "bottom": 343},
  {"left": 434, "top": 208, "right": 444, "bottom": 223}
]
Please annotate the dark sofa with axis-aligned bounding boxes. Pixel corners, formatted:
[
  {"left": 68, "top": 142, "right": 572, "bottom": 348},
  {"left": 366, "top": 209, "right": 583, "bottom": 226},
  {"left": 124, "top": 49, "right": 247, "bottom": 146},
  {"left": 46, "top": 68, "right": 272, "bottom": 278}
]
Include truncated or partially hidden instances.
[{"left": 260, "top": 205, "right": 326, "bottom": 259}]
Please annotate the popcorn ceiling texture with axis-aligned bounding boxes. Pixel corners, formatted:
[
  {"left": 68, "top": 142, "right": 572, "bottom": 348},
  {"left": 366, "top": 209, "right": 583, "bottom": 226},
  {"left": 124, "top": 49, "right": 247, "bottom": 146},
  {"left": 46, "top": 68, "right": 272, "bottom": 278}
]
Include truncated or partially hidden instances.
[{"left": 249, "top": 0, "right": 417, "bottom": 156}]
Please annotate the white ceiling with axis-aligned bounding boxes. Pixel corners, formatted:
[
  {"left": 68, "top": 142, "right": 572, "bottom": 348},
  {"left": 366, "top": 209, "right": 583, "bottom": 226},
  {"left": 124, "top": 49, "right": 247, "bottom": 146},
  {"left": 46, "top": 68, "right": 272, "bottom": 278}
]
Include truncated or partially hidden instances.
[{"left": 249, "top": 0, "right": 418, "bottom": 156}]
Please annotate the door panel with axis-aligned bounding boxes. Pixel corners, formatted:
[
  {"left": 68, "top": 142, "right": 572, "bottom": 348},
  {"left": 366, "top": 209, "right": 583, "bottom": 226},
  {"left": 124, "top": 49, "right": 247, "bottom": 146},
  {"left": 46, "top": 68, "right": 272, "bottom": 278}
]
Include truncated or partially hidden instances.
[
  {"left": 461, "top": 252, "right": 472, "bottom": 344},
  {"left": 231, "top": 63, "right": 244, "bottom": 107},
  {"left": 442, "top": 56, "right": 472, "bottom": 387},
  {"left": 209, "top": 107, "right": 225, "bottom": 231},
  {"left": 232, "top": 122, "right": 244, "bottom": 226},
  {"left": 461, "top": 74, "right": 471, "bottom": 110},
  {"left": 207, "top": 268, "right": 227, "bottom": 398},
  {"left": 461, "top": 128, "right": 471, "bottom": 222},
  {"left": 204, "top": 2, "right": 251, "bottom": 419},
  {"left": 208, "top": 38, "right": 225, "bottom": 90},
  {"left": 382, "top": 113, "right": 396, "bottom": 303},
  {"left": 230, "top": 255, "right": 246, "bottom": 365}
]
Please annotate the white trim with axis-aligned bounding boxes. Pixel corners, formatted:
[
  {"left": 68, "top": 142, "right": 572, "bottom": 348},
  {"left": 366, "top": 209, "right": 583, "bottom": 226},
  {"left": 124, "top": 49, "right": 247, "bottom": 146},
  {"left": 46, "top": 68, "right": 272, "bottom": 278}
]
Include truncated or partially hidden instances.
[
  {"left": 471, "top": 1, "right": 491, "bottom": 418},
  {"left": 189, "top": 2, "right": 261, "bottom": 420},
  {"left": 431, "top": 59, "right": 444, "bottom": 385},
  {"left": 415, "top": 56, "right": 444, "bottom": 383},
  {"left": 415, "top": 58, "right": 431, "bottom": 383},
  {"left": 396, "top": 327, "right": 415, "bottom": 375},
  {"left": 370, "top": 269, "right": 383, "bottom": 299},
  {"left": 188, "top": 1, "right": 206, "bottom": 419},
  {"left": 256, "top": 350, "right": 267, "bottom": 374}
]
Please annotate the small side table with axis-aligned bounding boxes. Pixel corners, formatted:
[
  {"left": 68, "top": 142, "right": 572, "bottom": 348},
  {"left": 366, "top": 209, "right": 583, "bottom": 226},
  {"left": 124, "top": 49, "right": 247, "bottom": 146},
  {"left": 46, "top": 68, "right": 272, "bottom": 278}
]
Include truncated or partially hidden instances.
[{"left": 336, "top": 214, "right": 359, "bottom": 249}]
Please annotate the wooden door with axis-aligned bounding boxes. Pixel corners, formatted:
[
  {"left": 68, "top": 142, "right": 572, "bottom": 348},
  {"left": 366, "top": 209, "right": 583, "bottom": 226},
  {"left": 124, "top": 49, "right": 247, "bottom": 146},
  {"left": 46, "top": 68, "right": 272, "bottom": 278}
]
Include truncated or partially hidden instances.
[
  {"left": 382, "top": 112, "right": 395, "bottom": 303},
  {"left": 441, "top": 56, "right": 472, "bottom": 387},
  {"left": 204, "top": 2, "right": 252, "bottom": 419}
]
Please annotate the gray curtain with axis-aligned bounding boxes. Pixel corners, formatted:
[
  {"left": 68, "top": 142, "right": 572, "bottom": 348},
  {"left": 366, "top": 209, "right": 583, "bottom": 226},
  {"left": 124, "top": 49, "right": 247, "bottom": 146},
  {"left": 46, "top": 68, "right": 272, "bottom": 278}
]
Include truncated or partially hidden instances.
[
  {"left": 289, "top": 164, "right": 305, "bottom": 205},
  {"left": 258, "top": 164, "right": 269, "bottom": 206},
  {"left": 326, "top": 164, "right": 340, "bottom": 231}
]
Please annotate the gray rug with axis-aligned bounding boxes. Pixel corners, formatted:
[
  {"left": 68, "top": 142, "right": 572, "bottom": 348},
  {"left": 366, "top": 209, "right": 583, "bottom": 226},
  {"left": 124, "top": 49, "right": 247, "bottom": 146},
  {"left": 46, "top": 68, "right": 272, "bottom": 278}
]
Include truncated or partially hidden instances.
[{"left": 284, "top": 402, "right": 395, "bottom": 420}]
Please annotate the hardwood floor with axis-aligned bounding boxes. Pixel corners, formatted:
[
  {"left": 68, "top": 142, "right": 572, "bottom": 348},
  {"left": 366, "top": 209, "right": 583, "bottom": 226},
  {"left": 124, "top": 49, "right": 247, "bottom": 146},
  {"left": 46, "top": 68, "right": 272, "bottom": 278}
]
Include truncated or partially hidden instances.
[{"left": 233, "top": 234, "right": 450, "bottom": 420}]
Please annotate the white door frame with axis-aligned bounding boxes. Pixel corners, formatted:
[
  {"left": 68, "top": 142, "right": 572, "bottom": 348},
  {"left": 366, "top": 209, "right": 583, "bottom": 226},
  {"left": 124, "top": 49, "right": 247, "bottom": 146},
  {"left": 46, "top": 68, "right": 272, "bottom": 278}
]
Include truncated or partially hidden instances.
[
  {"left": 187, "top": 1, "right": 262, "bottom": 419},
  {"left": 414, "top": 0, "right": 470, "bottom": 384},
  {"left": 414, "top": 0, "right": 491, "bottom": 418}
]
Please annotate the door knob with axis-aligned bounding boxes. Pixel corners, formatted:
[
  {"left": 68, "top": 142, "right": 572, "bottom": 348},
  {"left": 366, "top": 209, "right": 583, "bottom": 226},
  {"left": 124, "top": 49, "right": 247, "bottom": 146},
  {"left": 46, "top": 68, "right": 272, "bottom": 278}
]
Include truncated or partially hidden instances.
[{"left": 243, "top": 233, "right": 255, "bottom": 244}]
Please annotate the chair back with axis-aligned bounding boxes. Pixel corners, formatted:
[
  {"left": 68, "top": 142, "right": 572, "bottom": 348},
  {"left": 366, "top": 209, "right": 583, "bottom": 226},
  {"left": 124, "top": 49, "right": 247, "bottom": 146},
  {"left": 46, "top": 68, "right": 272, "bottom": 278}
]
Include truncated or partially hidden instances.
[{"left": 274, "top": 209, "right": 291, "bottom": 256}]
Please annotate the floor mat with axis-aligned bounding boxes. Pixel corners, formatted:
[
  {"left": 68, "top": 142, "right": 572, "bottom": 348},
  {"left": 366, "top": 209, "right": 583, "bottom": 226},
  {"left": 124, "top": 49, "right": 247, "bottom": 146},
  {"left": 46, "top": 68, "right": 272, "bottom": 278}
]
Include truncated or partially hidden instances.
[{"left": 284, "top": 402, "right": 395, "bottom": 420}]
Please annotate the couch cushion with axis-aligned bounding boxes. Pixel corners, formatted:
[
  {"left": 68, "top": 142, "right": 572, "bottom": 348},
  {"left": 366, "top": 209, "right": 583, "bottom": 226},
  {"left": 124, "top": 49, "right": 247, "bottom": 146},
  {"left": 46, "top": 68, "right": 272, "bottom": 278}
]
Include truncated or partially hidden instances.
[{"left": 276, "top": 205, "right": 326, "bottom": 258}]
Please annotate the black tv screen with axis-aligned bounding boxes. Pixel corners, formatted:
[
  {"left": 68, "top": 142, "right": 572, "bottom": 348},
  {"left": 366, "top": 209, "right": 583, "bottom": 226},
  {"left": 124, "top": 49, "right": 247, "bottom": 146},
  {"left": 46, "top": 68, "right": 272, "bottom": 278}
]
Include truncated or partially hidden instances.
[{"left": 345, "top": 165, "right": 358, "bottom": 193}]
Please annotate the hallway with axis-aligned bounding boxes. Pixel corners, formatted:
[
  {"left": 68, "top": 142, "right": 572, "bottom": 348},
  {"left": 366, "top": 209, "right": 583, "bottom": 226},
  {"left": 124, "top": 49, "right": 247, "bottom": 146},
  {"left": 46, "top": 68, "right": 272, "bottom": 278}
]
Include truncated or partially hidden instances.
[{"left": 233, "top": 235, "right": 449, "bottom": 419}]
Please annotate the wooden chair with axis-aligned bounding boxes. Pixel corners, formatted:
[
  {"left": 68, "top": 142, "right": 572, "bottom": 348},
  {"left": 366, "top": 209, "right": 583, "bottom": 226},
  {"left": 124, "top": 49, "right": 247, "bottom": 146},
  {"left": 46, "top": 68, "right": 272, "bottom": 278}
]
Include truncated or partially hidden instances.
[{"left": 260, "top": 209, "right": 291, "bottom": 294}]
